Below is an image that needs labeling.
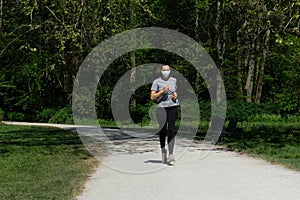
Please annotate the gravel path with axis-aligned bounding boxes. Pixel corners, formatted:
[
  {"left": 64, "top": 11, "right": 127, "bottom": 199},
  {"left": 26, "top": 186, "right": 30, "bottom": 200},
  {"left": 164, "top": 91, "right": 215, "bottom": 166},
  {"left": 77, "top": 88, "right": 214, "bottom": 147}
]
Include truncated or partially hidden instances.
[
  {"left": 76, "top": 143, "right": 300, "bottom": 200},
  {"left": 4, "top": 122, "right": 300, "bottom": 200}
]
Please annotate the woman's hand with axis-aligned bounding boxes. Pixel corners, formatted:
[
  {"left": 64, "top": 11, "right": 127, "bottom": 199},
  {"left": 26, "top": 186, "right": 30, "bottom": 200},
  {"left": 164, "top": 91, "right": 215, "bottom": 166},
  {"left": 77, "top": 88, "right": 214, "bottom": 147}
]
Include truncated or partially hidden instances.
[
  {"left": 162, "top": 86, "right": 169, "bottom": 92},
  {"left": 172, "top": 92, "right": 177, "bottom": 100},
  {"left": 151, "top": 86, "right": 169, "bottom": 100}
]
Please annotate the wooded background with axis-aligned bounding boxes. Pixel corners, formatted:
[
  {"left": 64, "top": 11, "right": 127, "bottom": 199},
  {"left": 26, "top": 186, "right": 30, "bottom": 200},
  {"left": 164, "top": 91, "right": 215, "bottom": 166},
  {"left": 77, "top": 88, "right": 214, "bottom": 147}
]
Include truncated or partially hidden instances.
[{"left": 0, "top": 0, "right": 299, "bottom": 123}]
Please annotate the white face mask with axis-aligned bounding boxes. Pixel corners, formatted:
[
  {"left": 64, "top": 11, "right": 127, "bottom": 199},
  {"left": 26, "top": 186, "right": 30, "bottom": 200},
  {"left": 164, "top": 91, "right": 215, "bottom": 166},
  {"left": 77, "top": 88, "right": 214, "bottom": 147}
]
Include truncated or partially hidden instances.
[{"left": 161, "top": 70, "right": 170, "bottom": 78}]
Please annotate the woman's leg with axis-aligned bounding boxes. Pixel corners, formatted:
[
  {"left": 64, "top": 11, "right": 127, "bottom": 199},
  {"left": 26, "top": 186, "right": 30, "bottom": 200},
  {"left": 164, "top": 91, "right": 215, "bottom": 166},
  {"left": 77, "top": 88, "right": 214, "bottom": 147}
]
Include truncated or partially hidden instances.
[
  {"left": 157, "top": 107, "right": 167, "bottom": 150},
  {"left": 167, "top": 106, "right": 178, "bottom": 155}
]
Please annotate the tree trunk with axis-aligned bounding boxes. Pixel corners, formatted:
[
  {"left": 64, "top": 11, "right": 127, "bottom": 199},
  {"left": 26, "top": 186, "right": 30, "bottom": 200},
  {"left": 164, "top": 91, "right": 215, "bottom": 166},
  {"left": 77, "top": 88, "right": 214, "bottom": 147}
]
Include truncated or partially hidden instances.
[
  {"left": 130, "top": 51, "right": 136, "bottom": 109},
  {"left": 245, "top": 42, "right": 256, "bottom": 102},
  {"left": 215, "top": 0, "right": 226, "bottom": 102},
  {"left": 129, "top": 0, "right": 136, "bottom": 109},
  {"left": 255, "top": 29, "right": 270, "bottom": 103},
  {"left": 195, "top": 0, "right": 199, "bottom": 41},
  {"left": 0, "top": 0, "right": 3, "bottom": 29},
  {"left": 194, "top": 0, "right": 202, "bottom": 97},
  {"left": 237, "top": 32, "right": 244, "bottom": 98}
]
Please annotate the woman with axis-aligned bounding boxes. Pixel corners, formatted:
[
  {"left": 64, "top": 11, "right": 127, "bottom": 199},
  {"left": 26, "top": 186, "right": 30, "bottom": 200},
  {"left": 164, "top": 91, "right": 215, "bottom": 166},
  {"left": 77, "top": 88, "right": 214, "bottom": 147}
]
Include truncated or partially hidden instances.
[{"left": 150, "top": 65, "right": 179, "bottom": 165}]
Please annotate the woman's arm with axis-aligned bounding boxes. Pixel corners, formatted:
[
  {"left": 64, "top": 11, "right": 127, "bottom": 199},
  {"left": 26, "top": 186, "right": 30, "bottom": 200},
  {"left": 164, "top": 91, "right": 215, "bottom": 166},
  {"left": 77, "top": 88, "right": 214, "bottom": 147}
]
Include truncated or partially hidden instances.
[{"left": 150, "top": 86, "right": 169, "bottom": 100}]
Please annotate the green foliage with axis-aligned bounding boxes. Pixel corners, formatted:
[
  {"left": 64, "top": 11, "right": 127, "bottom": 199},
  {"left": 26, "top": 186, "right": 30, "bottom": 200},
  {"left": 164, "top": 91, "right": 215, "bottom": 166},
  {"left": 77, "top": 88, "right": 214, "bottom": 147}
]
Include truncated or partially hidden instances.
[
  {"left": 198, "top": 100, "right": 278, "bottom": 123},
  {"left": 199, "top": 101, "right": 211, "bottom": 121},
  {"left": 6, "top": 112, "right": 26, "bottom": 122},
  {"left": 247, "top": 114, "right": 300, "bottom": 124},
  {"left": 226, "top": 101, "right": 277, "bottom": 122},
  {"left": 0, "top": 109, "right": 4, "bottom": 121},
  {"left": 0, "top": 0, "right": 299, "bottom": 123},
  {"left": 98, "top": 119, "right": 117, "bottom": 127},
  {"left": 265, "top": 34, "right": 300, "bottom": 116},
  {"left": 49, "top": 106, "right": 73, "bottom": 124},
  {"left": 36, "top": 108, "right": 57, "bottom": 123},
  {"left": 248, "top": 114, "right": 283, "bottom": 123}
]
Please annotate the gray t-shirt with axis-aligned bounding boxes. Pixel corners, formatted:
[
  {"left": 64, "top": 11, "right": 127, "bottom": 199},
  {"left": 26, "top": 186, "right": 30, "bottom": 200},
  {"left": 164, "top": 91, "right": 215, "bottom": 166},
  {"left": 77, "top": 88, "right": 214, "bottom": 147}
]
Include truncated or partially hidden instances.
[{"left": 151, "top": 77, "right": 180, "bottom": 108}]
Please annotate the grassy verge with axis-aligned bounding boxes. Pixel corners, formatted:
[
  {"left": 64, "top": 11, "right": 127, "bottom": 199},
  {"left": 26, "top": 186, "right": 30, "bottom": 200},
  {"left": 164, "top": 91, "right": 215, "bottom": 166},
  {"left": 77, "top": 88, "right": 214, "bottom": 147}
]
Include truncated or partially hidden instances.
[
  {"left": 219, "top": 122, "right": 300, "bottom": 171},
  {"left": 0, "top": 124, "right": 99, "bottom": 200}
]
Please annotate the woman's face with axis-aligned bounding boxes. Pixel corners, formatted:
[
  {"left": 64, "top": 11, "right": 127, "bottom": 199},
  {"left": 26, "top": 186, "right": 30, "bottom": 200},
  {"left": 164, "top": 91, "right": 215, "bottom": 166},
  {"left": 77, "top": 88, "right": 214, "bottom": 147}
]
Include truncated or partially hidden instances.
[{"left": 161, "top": 65, "right": 171, "bottom": 78}]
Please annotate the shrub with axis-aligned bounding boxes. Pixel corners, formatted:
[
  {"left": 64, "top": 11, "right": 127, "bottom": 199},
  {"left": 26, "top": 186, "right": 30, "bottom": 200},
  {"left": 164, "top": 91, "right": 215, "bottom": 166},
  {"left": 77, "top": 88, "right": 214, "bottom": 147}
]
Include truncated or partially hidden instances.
[
  {"left": 0, "top": 109, "right": 4, "bottom": 122},
  {"left": 49, "top": 106, "right": 73, "bottom": 124},
  {"left": 98, "top": 119, "right": 117, "bottom": 127},
  {"left": 226, "top": 101, "right": 277, "bottom": 122},
  {"left": 6, "top": 112, "right": 25, "bottom": 121},
  {"left": 37, "top": 108, "right": 57, "bottom": 123}
]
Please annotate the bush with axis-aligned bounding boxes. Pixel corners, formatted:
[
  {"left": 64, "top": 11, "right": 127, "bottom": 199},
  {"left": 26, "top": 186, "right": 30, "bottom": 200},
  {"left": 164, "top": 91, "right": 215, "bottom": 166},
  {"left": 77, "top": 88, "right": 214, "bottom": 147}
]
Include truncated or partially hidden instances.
[
  {"left": 0, "top": 109, "right": 4, "bottom": 122},
  {"left": 49, "top": 106, "right": 73, "bottom": 124},
  {"left": 36, "top": 108, "right": 57, "bottom": 123},
  {"left": 226, "top": 101, "right": 277, "bottom": 122},
  {"left": 130, "top": 105, "right": 149, "bottom": 124},
  {"left": 6, "top": 112, "right": 25, "bottom": 122},
  {"left": 287, "top": 114, "right": 300, "bottom": 123},
  {"left": 98, "top": 119, "right": 117, "bottom": 127},
  {"left": 248, "top": 114, "right": 282, "bottom": 123}
]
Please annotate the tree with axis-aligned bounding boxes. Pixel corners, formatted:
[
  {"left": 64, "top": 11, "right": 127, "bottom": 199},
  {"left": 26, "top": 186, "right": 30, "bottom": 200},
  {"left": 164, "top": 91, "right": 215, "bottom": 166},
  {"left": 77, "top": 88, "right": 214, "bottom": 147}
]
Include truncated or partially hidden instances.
[{"left": 0, "top": 0, "right": 299, "bottom": 121}]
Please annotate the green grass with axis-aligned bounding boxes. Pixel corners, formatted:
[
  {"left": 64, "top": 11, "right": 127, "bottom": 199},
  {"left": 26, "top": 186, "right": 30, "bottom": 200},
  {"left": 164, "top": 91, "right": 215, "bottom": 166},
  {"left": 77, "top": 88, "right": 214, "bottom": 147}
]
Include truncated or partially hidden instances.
[
  {"left": 0, "top": 124, "right": 99, "bottom": 200},
  {"left": 220, "top": 123, "right": 300, "bottom": 171}
]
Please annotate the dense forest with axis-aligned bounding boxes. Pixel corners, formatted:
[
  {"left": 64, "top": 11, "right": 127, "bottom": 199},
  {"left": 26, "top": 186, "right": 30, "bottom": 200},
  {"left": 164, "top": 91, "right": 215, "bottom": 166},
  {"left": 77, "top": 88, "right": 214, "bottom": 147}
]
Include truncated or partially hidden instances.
[{"left": 0, "top": 0, "right": 299, "bottom": 123}]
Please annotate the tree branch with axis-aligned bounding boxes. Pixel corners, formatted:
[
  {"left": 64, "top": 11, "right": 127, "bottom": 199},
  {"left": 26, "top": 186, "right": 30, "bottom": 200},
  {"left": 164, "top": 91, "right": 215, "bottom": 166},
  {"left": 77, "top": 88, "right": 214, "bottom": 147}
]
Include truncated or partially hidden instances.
[
  {"left": 285, "top": 28, "right": 300, "bottom": 37},
  {"left": 46, "top": 6, "right": 62, "bottom": 24},
  {"left": 0, "top": 25, "right": 41, "bottom": 58}
]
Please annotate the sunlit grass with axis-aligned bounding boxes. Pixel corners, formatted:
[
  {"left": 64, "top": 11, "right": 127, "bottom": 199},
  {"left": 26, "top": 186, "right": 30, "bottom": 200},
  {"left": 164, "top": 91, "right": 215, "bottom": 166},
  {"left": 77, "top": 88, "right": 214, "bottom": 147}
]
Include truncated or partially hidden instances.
[
  {"left": 221, "top": 124, "right": 300, "bottom": 171},
  {"left": 0, "top": 124, "right": 99, "bottom": 200}
]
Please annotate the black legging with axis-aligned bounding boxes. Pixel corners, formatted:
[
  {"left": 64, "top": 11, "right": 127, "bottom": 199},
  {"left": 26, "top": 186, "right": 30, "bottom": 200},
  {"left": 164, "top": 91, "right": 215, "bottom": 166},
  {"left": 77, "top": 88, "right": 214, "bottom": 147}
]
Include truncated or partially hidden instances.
[{"left": 157, "top": 106, "right": 178, "bottom": 155}]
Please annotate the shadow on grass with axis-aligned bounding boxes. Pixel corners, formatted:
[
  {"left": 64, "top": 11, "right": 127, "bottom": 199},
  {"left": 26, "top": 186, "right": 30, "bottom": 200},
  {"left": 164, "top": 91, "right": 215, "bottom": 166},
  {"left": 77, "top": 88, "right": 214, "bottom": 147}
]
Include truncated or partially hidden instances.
[
  {"left": 0, "top": 127, "right": 82, "bottom": 146},
  {"left": 0, "top": 124, "right": 101, "bottom": 200},
  {"left": 222, "top": 128, "right": 300, "bottom": 147},
  {"left": 0, "top": 125, "right": 95, "bottom": 158},
  {"left": 218, "top": 126, "right": 300, "bottom": 171}
]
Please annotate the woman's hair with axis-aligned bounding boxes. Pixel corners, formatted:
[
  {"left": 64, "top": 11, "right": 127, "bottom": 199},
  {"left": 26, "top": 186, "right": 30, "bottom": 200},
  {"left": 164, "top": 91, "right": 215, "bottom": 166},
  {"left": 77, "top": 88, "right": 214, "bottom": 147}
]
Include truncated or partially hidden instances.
[{"left": 155, "top": 65, "right": 163, "bottom": 78}]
